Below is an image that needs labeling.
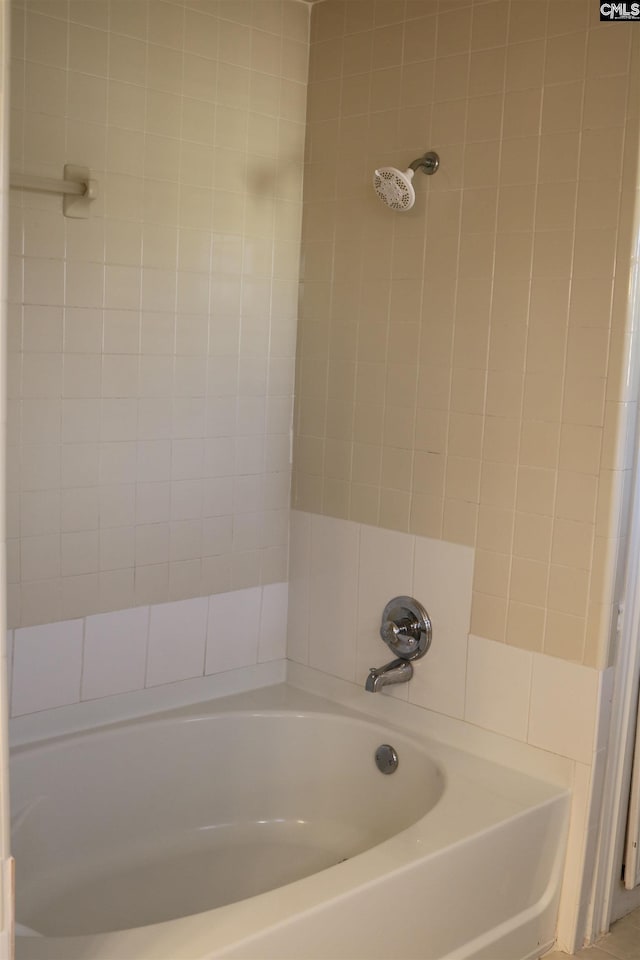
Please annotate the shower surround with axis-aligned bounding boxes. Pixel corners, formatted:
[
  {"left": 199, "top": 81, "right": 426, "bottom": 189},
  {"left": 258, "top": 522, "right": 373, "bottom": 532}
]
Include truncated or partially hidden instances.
[{"left": 5, "top": 0, "right": 640, "bottom": 954}]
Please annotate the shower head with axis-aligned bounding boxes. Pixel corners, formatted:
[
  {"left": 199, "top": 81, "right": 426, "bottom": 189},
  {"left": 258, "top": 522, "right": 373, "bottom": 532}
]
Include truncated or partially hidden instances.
[
  {"left": 373, "top": 151, "right": 439, "bottom": 212},
  {"left": 373, "top": 166, "right": 416, "bottom": 211}
]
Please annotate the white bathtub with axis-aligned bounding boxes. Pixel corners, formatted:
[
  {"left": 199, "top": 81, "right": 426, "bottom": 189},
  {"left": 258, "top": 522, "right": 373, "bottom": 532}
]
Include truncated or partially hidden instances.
[{"left": 11, "top": 682, "right": 570, "bottom": 960}]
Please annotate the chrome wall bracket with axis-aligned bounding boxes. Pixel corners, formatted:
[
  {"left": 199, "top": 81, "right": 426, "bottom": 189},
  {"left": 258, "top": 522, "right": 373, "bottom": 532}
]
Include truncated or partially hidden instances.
[{"left": 408, "top": 151, "right": 439, "bottom": 175}]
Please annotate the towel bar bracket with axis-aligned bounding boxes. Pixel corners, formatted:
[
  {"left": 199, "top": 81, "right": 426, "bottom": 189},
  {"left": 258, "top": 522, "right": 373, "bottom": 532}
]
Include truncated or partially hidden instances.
[{"left": 9, "top": 164, "right": 97, "bottom": 219}]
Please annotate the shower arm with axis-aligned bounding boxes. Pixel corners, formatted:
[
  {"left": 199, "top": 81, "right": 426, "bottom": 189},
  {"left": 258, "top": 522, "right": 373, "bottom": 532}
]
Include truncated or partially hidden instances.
[{"left": 408, "top": 151, "right": 440, "bottom": 175}]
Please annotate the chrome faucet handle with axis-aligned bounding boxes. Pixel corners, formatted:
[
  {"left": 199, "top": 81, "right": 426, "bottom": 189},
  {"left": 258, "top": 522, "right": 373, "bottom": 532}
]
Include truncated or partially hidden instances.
[
  {"left": 380, "top": 597, "right": 432, "bottom": 661},
  {"left": 381, "top": 617, "right": 421, "bottom": 649}
]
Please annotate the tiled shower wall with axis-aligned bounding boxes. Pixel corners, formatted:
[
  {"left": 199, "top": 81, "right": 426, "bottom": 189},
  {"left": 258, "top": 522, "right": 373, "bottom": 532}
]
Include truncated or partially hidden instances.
[
  {"left": 293, "top": 0, "right": 640, "bottom": 668},
  {"left": 7, "top": 0, "right": 309, "bottom": 629}
]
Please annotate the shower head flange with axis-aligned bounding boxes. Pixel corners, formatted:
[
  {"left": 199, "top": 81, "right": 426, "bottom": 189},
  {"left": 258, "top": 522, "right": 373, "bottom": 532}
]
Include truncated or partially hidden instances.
[{"left": 408, "top": 151, "right": 440, "bottom": 175}]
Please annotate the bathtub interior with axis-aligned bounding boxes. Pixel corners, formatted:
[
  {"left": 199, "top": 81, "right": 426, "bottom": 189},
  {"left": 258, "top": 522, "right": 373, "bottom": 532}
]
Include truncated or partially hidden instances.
[
  {"left": 11, "top": 694, "right": 444, "bottom": 938},
  {"left": 10, "top": 682, "right": 571, "bottom": 960}
]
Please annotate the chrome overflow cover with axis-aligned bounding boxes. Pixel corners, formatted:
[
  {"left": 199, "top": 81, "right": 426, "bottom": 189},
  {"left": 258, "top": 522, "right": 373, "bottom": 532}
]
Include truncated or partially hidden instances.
[
  {"left": 380, "top": 595, "right": 432, "bottom": 661},
  {"left": 375, "top": 744, "right": 398, "bottom": 775}
]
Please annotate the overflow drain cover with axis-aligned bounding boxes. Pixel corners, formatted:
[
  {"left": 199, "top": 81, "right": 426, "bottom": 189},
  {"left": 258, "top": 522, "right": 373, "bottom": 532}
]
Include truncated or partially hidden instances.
[{"left": 375, "top": 743, "right": 399, "bottom": 774}]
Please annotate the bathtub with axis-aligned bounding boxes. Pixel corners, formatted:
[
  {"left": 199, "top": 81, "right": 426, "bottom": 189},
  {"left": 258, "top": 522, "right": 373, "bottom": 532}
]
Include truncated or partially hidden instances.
[{"left": 11, "top": 681, "right": 570, "bottom": 960}]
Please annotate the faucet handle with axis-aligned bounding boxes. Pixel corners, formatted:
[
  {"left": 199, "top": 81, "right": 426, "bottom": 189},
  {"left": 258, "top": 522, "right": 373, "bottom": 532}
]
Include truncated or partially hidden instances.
[
  {"left": 380, "top": 596, "right": 432, "bottom": 661},
  {"left": 381, "top": 616, "right": 420, "bottom": 650}
]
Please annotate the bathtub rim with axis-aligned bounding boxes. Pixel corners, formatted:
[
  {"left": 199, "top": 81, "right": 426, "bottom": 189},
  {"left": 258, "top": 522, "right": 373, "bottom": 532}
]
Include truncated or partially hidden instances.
[
  {"left": 10, "top": 659, "right": 575, "bottom": 793},
  {"left": 9, "top": 659, "right": 287, "bottom": 748},
  {"left": 10, "top": 677, "right": 566, "bottom": 846}
]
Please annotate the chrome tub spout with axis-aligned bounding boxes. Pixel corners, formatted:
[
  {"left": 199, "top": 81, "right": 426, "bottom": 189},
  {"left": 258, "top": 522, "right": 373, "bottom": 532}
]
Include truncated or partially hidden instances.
[{"left": 365, "top": 658, "right": 413, "bottom": 693}]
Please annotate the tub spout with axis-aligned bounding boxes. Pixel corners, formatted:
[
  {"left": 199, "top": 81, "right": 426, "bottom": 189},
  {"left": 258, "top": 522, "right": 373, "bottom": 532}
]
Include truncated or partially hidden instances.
[{"left": 365, "top": 658, "right": 413, "bottom": 693}]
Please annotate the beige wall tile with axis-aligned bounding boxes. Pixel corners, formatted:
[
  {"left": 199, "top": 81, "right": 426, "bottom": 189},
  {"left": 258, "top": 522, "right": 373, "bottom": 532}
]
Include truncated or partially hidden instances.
[
  {"left": 442, "top": 498, "right": 477, "bottom": 546},
  {"left": 476, "top": 504, "right": 514, "bottom": 553},
  {"left": 473, "top": 549, "right": 510, "bottom": 599},
  {"left": 470, "top": 591, "right": 507, "bottom": 643},
  {"left": 409, "top": 490, "right": 443, "bottom": 539},
  {"left": 545, "top": 610, "right": 585, "bottom": 662},
  {"left": 508, "top": 2, "right": 548, "bottom": 45},
  {"left": 506, "top": 599, "right": 545, "bottom": 653},
  {"left": 552, "top": 519, "right": 595, "bottom": 570}
]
